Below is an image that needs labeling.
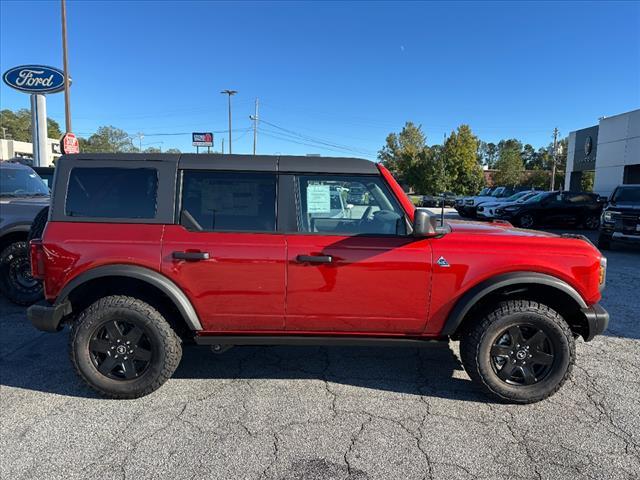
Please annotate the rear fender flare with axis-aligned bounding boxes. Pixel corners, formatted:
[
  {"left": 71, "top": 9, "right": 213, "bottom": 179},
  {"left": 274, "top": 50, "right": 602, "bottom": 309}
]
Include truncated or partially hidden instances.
[{"left": 56, "top": 264, "right": 202, "bottom": 331}]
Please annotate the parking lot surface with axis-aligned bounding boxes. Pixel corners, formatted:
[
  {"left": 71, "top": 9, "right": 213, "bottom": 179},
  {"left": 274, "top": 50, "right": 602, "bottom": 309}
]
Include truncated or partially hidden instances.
[{"left": 1, "top": 228, "right": 639, "bottom": 480}]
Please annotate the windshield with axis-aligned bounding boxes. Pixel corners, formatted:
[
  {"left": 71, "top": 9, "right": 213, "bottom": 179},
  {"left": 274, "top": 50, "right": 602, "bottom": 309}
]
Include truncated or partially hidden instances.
[
  {"left": 524, "top": 192, "right": 548, "bottom": 203},
  {"left": 0, "top": 167, "right": 50, "bottom": 196},
  {"left": 478, "top": 187, "right": 491, "bottom": 195},
  {"left": 612, "top": 187, "right": 640, "bottom": 204},
  {"left": 490, "top": 187, "right": 506, "bottom": 197},
  {"left": 517, "top": 191, "right": 539, "bottom": 202},
  {"left": 504, "top": 191, "right": 530, "bottom": 202}
]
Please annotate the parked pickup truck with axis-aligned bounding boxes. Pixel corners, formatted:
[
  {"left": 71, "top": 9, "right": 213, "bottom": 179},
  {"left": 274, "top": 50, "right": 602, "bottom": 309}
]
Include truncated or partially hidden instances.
[{"left": 28, "top": 153, "right": 609, "bottom": 403}]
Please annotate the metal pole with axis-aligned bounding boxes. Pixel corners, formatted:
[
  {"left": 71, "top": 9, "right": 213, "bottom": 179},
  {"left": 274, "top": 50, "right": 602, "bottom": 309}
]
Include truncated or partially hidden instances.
[
  {"left": 550, "top": 127, "right": 558, "bottom": 191},
  {"left": 61, "top": 0, "right": 72, "bottom": 132},
  {"left": 220, "top": 90, "right": 237, "bottom": 154},
  {"left": 221, "top": 137, "right": 225, "bottom": 154},
  {"left": 30, "top": 94, "right": 49, "bottom": 166},
  {"left": 252, "top": 98, "right": 259, "bottom": 155}
]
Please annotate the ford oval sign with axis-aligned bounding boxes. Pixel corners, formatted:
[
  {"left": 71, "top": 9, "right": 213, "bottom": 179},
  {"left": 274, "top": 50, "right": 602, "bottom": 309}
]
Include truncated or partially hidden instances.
[{"left": 3, "top": 65, "right": 67, "bottom": 94}]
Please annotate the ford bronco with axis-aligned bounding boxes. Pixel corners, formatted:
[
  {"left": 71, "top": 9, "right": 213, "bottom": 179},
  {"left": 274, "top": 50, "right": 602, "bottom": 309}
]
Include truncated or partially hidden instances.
[{"left": 27, "top": 153, "right": 609, "bottom": 402}]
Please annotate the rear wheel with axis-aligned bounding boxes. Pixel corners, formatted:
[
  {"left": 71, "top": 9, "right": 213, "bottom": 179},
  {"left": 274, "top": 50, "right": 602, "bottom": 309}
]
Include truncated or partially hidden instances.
[
  {"left": 459, "top": 300, "right": 575, "bottom": 403},
  {"left": 584, "top": 215, "right": 600, "bottom": 230},
  {"left": 597, "top": 233, "right": 612, "bottom": 250},
  {"left": 518, "top": 214, "right": 535, "bottom": 229},
  {"left": 70, "top": 295, "right": 182, "bottom": 399},
  {"left": 0, "top": 241, "right": 43, "bottom": 305}
]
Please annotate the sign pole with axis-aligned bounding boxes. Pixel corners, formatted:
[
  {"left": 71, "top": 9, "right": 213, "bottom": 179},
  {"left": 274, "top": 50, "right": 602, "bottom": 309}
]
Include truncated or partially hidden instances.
[
  {"left": 61, "top": 0, "right": 72, "bottom": 133},
  {"left": 30, "top": 94, "right": 49, "bottom": 166}
]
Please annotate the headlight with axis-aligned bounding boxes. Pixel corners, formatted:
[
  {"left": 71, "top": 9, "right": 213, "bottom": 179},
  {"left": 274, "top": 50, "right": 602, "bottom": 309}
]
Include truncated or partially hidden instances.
[
  {"left": 465, "top": 200, "right": 474, "bottom": 206},
  {"left": 602, "top": 211, "right": 620, "bottom": 223},
  {"left": 504, "top": 206, "right": 520, "bottom": 212}
]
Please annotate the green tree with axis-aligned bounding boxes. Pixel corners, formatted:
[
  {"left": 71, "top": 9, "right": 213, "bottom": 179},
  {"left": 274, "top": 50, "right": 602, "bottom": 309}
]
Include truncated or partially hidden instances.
[
  {"left": 478, "top": 141, "right": 498, "bottom": 168},
  {"left": 441, "top": 125, "right": 484, "bottom": 195},
  {"left": 79, "top": 126, "right": 137, "bottom": 153},
  {"left": 494, "top": 141, "right": 524, "bottom": 186},
  {"left": 378, "top": 122, "right": 426, "bottom": 187},
  {"left": 0, "top": 108, "right": 62, "bottom": 142},
  {"left": 143, "top": 147, "right": 162, "bottom": 153},
  {"left": 165, "top": 148, "right": 181, "bottom": 154}
]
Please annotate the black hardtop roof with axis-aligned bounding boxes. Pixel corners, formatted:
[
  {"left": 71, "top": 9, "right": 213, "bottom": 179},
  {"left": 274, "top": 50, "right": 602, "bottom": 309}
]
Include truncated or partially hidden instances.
[{"left": 58, "top": 153, "right": 379, "bottom": 175}]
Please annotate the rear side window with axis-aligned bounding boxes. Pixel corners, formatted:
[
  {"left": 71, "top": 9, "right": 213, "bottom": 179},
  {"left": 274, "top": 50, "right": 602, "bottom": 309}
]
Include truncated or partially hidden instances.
[
  {"left": 180, "top": 171, "right": 277, "bottom": 232},
  {"left": 66, "top": 167, "right": 158, "bottom": 219}
]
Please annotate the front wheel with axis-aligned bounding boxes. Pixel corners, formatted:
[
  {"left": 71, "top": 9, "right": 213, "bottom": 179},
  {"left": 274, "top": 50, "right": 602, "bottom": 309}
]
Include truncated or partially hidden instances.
[
  {"left": 584, "top": 215, "right": 600, "bottom": 230},
  {"left": 70, "top": 295, "right": 182, "bottom": 399},
  {"left": 459, "top": 300, "right": 575, "bottom": 404},
  {"left": 517, "top": 214, "right": 535, "bottom": 229}
]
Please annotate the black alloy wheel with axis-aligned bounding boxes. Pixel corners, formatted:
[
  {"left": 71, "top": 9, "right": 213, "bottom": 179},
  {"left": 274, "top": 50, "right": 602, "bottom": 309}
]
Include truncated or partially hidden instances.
[
  {"left": 584, "top": 215, "right": 600, "bottom": 230},
  {"left": 518, "top": 214, "right": 535, "bottom": 229},
  {"left": 89, "top": 319, "right": 153, "bottom": 380},
  {"left": 489, "top": 324, "right": 555, "bottom": 385}
]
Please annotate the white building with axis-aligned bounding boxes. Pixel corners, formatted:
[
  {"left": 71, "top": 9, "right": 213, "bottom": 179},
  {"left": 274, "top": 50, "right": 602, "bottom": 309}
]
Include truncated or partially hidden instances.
[
  {"left": 565, "top": 109, "right": 640, "bottom": 197},
  {"left": 0, "top": 138, "right": 61, "bottom": 166}
]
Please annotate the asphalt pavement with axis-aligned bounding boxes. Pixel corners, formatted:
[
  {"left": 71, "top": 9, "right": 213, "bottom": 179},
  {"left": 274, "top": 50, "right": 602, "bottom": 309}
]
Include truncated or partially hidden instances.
[{"left": 1, "top": 222, "right": 639, "bottom": 480}]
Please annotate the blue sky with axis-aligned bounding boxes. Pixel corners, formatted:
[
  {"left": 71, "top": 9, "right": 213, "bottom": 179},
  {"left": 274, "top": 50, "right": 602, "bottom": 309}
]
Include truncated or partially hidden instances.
[{"left": 1, "top": 1, "right": 638, "bottom": 158}]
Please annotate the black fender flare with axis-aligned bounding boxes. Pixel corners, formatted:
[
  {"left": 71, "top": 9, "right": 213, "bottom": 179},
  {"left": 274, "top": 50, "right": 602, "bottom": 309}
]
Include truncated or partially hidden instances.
[
  {"left": 56, "top": 264, "right": 203, "bottom": 331},
  {"left": 440, "top": 271, "right": 587, "bottom": 337}
]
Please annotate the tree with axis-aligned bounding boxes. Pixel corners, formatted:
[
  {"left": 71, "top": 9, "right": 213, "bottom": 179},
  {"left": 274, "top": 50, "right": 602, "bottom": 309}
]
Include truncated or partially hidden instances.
[
  {"left": 378, "top": 122, "right": 426, "bottom": 187},
  {"left": 165, "top": 148, "right": 181, "bottom": 154},
  {"left": 143, "top": 147, "right": 162, "bottom": 153},
  {"left": 478, "top": 141, "right": 498, "bottom": 168},
  {"left": 79, "top": 126, "right": 137, "bottom": 153},
  {"left": 0, "top": 108, "right": 62, "bottom": 142},
  {"left": 441, "top": 125, "right": 484, "bottom": 195},
  {"left": 493, "top": 141, "right": 524, "bottom": 186}
]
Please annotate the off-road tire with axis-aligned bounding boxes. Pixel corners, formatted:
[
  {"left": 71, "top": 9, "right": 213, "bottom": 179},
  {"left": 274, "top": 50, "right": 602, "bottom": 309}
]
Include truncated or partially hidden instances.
[
  {"left": 597, "top": 233, "right": 611, "bottom": 250},
  {"left": 70, "top": 295, "right": 182, "bottom": 399},
  {"left": 0, "top": 241, "right": 43, "bottom": 305},
  {"left": 28, "top": 206, "right": 49, "bottom": 242},
  {"left": 459, "top": 300, "right": 575, "bottom": 404}
]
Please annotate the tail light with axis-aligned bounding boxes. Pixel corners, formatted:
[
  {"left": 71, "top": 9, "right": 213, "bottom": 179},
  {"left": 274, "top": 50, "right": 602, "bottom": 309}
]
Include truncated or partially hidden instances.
[{"left": 30, "top": 239, "right": 45, "bottom": 280}]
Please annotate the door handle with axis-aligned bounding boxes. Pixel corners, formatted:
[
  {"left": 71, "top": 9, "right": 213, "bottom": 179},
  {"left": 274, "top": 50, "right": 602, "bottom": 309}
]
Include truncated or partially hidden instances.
[
  {"left": 172, "top": 251, "right": 210, "bottom": 261},
  {"left": 296, "top": 254, "right": 333, "bottom": 264}
]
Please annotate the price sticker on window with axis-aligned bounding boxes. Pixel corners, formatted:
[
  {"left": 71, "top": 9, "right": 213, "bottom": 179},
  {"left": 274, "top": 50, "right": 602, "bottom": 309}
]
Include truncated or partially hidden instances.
[{"left": 307, "top": 184, "right": 331, "bottom": 213}]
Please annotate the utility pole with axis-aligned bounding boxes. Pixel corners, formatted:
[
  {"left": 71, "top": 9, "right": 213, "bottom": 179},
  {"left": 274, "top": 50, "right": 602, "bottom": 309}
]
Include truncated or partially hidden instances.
[
  {"left": 550, "top": 127, "right": 559, "bottom": 191},
  {"left": 61, "top": 0, "right": 72, "bottom": 133},
  {"left": 249, "top": 98, "right": 259, "bottom": 155},
  {"left": 220, "top": 89, "right": 237, "bottom": 154},
  {"left": 221, "top": 137, "right": 225, "bottom": 154}
]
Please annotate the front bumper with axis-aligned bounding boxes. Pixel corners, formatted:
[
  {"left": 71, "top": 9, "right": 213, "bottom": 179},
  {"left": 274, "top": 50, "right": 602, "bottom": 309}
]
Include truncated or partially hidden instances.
[
  {"left": 27, "top": 300, "right": 71, "bottom": 333},
  {"left": 581, "top": 303, "right": 609, "bottom": 341}
]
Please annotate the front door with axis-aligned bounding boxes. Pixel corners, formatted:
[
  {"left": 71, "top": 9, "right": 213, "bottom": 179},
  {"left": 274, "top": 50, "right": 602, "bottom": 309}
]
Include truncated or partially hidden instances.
[
  {"left": 161, "top": 170, "right": 286, "bottom": 332},
  {"left": 285, "top": 174, "right": 432, "bottom": 334}
]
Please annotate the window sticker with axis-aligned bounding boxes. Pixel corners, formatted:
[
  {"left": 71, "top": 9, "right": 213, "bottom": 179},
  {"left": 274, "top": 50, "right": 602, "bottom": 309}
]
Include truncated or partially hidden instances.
[{"left": 307, "top": 184, "right": 331, "bottom": 213}]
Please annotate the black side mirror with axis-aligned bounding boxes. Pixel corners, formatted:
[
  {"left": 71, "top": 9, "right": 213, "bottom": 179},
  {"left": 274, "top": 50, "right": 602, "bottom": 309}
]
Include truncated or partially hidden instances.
[{"left": 413, "top": 209, "right": 439, "bottom": 237}]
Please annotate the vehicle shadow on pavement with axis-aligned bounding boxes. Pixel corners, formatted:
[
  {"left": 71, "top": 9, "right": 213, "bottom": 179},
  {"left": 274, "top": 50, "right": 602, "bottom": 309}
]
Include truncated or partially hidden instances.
[{"left": 0, "top": 323, "right": 495, "bottom": 403}]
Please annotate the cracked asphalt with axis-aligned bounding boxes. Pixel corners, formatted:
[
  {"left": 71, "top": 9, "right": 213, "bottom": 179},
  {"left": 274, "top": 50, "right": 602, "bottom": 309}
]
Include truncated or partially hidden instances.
[{"left": 1, "top": 230, "right": 639, "bottom": 480}]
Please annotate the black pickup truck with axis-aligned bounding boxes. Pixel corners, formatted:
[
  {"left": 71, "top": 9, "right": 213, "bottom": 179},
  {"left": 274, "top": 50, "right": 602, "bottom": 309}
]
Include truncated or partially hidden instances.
[{"left": 598, "top": 185, "right": 640, "bottom": 250}]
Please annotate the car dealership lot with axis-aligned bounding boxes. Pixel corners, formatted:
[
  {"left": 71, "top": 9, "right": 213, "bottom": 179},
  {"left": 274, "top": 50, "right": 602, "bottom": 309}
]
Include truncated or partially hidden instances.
[{"left": 1, "top": 228, "right": 639, "bottom": 480}]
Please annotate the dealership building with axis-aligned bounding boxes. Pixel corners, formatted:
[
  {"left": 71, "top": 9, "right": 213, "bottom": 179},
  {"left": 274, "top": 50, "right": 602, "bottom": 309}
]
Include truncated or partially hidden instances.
[
  {"left": 0, "top": 138, "right": 61, "bottom": 166},
  {"left": 565, "top": 108, "right": 640, "bottom": 197}
]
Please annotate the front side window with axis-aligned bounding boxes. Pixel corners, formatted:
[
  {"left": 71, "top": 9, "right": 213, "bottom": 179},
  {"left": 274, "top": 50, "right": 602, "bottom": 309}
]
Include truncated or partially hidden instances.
[
  {"left": 296, "top": 175, "right": 406, "bottom": 235},
  {"left": 66, "top": 167, "right": 158, "bottom": 218},
  {"left": 181, "top": 171, "right": 277, "bottom": 232}
]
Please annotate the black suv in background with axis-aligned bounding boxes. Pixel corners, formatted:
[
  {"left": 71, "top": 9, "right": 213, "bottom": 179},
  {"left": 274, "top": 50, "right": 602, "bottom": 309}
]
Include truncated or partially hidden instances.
[
  {"left": 494, "top": 191, "right": 603, "bottom": 230},
  {"left": 598, "top": 185, "right": 640, "bottom": 250}
]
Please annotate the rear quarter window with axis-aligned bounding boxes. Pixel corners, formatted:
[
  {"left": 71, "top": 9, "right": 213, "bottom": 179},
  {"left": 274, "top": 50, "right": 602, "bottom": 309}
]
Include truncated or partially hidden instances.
[{"left": 65, "top": 167, "right": 158, "bottom": 219}]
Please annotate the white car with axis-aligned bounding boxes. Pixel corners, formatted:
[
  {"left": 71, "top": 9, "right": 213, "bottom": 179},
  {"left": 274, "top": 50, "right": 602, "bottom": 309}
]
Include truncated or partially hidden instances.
[{"left": 477, "top": 191, "right": 543, "bottom": 219}]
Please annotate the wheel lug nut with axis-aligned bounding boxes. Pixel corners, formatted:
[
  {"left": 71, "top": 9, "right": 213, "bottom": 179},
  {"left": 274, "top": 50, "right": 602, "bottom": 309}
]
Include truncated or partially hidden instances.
[
  {"left": 124, "top": 356, "right": 128, "bottom": 360},
  {"left": 126, "top": 341, "right": 130, "bottom": 345}
]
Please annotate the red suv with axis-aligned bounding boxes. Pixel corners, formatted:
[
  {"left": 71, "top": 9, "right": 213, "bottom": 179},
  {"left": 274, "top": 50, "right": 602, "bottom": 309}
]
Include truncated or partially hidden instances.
[{"left": 27, "top": 153, "right": 609, "bottom": 403}]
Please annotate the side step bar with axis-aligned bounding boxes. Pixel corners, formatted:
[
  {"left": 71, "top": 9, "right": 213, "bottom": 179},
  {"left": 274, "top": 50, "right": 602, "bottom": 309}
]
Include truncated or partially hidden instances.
[{"left": 194, "top": 335, "right": 447, "bottom": 348}]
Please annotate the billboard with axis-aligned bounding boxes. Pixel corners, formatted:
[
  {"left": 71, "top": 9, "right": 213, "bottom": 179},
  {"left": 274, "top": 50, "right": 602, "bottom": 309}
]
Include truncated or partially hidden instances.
[{"left": 192, "top": 132, "right": 213, "bottom": 147}]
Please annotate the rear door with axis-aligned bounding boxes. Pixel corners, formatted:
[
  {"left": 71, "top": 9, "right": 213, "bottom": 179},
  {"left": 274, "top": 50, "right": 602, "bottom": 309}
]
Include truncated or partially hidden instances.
[
  {"left": 284, "top": 174, "right": 432, "bottom": 334},
  {"left": 161, "top": 170, "right": 286, "bottom": 332}
]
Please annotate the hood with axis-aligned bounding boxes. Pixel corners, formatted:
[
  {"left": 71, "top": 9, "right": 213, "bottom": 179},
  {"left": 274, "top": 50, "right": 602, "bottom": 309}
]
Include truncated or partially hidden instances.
[
  {"left": 607, "top": 203, "right": 640, "bottom": 211},
  {"left": 447, "top": 220, "right": 559, "bottom": 238},
  {"left": 0, "top": 196, "right": 50, "bottom": 207}
]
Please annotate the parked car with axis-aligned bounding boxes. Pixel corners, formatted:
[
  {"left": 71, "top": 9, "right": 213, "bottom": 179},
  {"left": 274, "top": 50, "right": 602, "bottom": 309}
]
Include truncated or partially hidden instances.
[
  {"left": 476, "top": 190, "right": 541, "bottom": 219},
  {"left": 598, "top": 184, "right": 640, "bottom": 250},
  {"left": 494, "top": 191, "right": 603, "bottom": 229},
  {"left": 455, "top": 186, "right": 517, "bottom": 218},
  {"left": 28, "top": 153, "right": 608, "bottom": 403},
  {"left": 0, "top": 161, "right": 49, "bottom": 304},
  {"left": 421, "top": 192, "right": 459, "bottom": 208}
]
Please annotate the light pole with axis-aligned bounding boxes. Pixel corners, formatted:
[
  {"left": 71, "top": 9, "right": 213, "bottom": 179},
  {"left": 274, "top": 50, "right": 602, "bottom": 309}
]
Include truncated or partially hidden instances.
[
  {"left": 220, "top": 89, "right": 237, "bottom": 154},
  {"left": 61, "top": 0, "right": 72, "bottom": 133}
]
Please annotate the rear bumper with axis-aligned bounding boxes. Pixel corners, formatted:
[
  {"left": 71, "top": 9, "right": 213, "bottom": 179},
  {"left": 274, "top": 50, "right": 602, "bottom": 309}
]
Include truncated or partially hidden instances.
[
  {"left": 27, "top": 300, "right": 71, "bottom": 333},
  {"left": 581, "top": 303, "right": 609, "bottom": 341}
]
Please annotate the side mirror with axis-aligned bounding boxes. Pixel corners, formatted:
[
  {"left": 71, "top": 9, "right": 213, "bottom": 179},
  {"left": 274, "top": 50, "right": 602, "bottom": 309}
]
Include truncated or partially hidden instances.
[{"left": 412, "top": 209, "right": 439, "bottom": 237}]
